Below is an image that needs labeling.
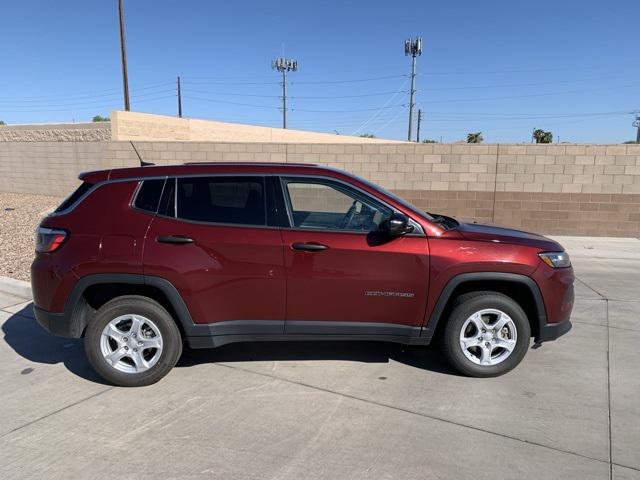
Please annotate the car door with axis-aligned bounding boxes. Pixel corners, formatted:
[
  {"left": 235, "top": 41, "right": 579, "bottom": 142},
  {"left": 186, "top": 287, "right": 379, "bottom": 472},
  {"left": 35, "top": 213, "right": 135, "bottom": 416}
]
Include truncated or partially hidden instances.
[
  {"left": 143, "top": 175, "right": 286, "bottom": 335},
  {"left": 278, "top": 176, "right": 430, "bottom": 336}
]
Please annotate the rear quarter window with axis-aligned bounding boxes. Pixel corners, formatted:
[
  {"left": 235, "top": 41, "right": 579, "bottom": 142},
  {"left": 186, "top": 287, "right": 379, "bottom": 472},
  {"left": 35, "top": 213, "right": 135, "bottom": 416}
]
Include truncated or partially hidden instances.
[
  {"left": 54, "top": 181, "right": 94, "bottom": 213},
  {"left": 133, "top": 179, "right": 165, "bottom": 213}
]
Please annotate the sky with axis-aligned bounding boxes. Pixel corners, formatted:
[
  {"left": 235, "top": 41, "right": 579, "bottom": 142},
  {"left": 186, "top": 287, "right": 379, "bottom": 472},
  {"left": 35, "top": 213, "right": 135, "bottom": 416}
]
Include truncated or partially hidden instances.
[{"left": 1, "top": 0, "right": 639, "bottom": 143}]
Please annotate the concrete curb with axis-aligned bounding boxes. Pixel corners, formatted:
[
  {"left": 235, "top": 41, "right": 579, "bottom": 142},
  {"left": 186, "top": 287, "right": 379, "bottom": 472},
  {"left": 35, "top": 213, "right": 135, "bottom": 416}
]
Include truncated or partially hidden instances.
[{"left": 0, "top": 276, "right": 31, "bottom": 298}]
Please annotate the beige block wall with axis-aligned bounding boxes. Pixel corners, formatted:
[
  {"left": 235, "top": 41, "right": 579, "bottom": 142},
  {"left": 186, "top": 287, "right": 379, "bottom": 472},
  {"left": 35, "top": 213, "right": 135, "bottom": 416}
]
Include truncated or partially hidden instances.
[
  {"left": 111, "top": 111, "right": 401, "bottom": 144},
  {"left": 1, "top": 141, "right": 639, "bottom": 236}
]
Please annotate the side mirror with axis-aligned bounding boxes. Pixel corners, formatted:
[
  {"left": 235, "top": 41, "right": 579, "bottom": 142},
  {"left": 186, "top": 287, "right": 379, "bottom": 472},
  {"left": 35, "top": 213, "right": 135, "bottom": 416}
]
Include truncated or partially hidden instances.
[{"left": 380, "top": 213, "right": 414, "bottom": 236}]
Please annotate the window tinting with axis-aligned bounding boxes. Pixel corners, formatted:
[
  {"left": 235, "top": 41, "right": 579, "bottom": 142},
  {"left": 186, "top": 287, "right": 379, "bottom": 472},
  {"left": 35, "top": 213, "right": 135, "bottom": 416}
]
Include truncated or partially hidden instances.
[
  {"left": 284, "top": 179, "right": 391, "bottom": 232},
  {"left": 133, "top": 179, "right": 165, "bottom": 213},
  {"left": 159, "top": 178, "right": 175, "bottom": 217},
  {"left": 176, "top": 176, "right": 265, "bottom": 226},
  {"left": 55, "top": 182, "right": 93, "bottom": 213}
]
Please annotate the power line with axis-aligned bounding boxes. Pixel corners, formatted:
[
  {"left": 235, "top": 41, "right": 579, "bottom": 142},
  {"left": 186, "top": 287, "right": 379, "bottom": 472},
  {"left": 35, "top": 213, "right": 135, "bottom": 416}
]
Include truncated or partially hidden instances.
[
  {"left": 0, "top": 89, "right": 175, "bottom": 108},
  {"left": 0, "top": 94, "right": 175, "bottom": 113},
  {"left": 351, "top": 81, "right": 409, "bottom": 135},
  {"left": 0, "top": 81, "right": 175, "bottom": 103},
  {"left": 292, "top": 74, "right": 410, "bottom": 85},
  {"left": 183, "top": 95, "right": 405, "bottom": 113},
  {"left": 417, "top": 83, "right": 640, "bottom": 104},
  {"left": 184, "top": 88, "right": 406, "bottom": 99}
]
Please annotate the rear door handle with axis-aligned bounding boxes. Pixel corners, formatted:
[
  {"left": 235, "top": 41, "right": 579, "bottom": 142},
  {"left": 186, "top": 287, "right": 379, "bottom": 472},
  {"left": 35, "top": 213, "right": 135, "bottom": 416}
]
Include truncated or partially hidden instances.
[
  {"left": 156, "top": 235, "right": 194, "bottom": 245},
  {"left": 291, "top": 242, "right": 329, "bottom": 252}
]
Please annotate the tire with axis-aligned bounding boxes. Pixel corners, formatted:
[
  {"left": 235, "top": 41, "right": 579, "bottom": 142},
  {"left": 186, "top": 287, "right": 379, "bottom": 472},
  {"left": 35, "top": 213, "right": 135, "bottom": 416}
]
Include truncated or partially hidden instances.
[
  {"left": 442, "top": 292, "right": 530, "bottom": 377},
  {"left": 84, "top": 295, "right": 183, "bottom": 387}
]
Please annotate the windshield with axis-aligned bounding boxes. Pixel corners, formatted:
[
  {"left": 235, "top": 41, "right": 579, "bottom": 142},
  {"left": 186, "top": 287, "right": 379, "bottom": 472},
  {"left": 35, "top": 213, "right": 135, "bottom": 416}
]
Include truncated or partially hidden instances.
[{"left": 349, "top": 172, "right": 434, "bottom": 221}]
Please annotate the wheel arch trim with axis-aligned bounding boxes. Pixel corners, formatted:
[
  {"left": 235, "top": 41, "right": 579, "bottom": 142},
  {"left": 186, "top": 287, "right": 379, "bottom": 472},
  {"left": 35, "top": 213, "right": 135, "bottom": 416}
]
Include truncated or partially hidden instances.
[
  {"left": 63, "top": 273, "right": 196, "bottom": 337},
  {"left": 422, "top": 272, "right": 547, "bottom": 342}
]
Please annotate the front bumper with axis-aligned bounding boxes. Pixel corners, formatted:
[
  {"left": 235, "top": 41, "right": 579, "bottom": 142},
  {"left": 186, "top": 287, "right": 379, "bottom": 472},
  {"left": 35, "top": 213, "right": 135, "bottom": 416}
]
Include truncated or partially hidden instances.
[{"left": 536, "top": 318, "right": 572, "bottom": 343}]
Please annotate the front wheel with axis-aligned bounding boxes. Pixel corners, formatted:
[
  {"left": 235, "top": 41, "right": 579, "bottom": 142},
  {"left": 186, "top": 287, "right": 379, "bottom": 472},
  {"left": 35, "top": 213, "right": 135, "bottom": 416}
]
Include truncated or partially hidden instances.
[
  {"left": 84, "top": 296, "right": 183, "bottom": 387},
  {"left": 442, "top": 292, "right": 530, "bottom": 377}
]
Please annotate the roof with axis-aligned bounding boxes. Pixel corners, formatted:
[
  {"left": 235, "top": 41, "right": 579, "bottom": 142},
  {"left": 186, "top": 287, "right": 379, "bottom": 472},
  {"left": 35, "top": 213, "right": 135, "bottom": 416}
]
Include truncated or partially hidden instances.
[{"left": 79, "top": 162, "right": 337, "bottom": 183}]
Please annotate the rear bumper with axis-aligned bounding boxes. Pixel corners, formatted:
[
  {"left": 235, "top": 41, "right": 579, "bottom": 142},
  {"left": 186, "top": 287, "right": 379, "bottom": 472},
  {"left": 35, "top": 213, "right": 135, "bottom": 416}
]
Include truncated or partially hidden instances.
[
  {"left": 33, "top": 305, "right": 79, "bottom": 338},
  {"left": 536, "top": 318, "right": 572, "bottom": 343}
]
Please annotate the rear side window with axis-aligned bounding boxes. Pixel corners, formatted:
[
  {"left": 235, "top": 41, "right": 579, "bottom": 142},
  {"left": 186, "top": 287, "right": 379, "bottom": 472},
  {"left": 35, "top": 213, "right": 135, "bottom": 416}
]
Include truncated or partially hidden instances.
[
  {"left": 54, "top": 182, "right": 94, "bottom": 213},
  {"left": 133, "top": 179, "right": 165, "bottom": 213},
  {"left": 176, "top": 176, "right": 266, "bottom": 226}
]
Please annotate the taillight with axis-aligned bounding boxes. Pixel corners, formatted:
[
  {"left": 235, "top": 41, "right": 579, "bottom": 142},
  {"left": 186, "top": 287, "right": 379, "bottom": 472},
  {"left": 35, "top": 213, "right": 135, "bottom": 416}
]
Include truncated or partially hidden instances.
[{"left": 35, "top": 227, "right": 68, "bottom": 253}]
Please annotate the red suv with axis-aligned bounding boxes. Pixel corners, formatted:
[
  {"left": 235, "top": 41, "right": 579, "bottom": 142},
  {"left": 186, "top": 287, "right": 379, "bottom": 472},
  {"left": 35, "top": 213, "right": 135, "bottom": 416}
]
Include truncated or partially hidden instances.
[{"left": 32, "top": 163, "right": 573, "bottom": 386}]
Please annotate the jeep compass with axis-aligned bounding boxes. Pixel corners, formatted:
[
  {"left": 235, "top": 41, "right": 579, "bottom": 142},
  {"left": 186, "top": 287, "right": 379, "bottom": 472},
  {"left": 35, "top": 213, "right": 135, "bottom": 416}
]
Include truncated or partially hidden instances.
[{"left": 32, "top": 163, "right": 573, "bottom": 386}]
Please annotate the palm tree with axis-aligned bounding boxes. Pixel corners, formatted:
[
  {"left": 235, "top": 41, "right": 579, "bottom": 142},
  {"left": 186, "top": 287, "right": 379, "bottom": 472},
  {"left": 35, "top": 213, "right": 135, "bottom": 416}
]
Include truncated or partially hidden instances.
[
  {"left": 467, "top": 132, "right": 483, "bottom": 144},
  {"left": 533, "top": 129, "right": 553, "bottom": 144}
]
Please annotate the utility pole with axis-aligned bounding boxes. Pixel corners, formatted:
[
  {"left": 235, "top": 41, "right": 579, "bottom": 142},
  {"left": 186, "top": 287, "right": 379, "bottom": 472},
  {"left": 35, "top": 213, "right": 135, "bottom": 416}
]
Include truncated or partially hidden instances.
[
  {"left": 271, "top": 58, "right": 298, "bottom": 129},
  {"left": 416, "top": 109, "right": 423, "bottom": 142},
  {"left": 633, "top": 112, "right": 640, "bottom": 143},
  {"left": 177, "top": 76, "right": 182, "bottom": 118},
  {"left": 404, "top": 36, "right": 422, "bottom": 141},
  {"left": 118, "top": 0, "right": 130, "bottom": 111}
]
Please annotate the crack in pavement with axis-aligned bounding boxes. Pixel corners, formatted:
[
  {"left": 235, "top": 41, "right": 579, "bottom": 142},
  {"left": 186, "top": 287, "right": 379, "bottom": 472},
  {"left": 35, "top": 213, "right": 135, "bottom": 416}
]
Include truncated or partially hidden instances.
[
  {"left": 210, "top": 360, "right": 635, "bottom": 471},
  {"left": 0, "top": 387, "right": 114, "bottom": 439}
]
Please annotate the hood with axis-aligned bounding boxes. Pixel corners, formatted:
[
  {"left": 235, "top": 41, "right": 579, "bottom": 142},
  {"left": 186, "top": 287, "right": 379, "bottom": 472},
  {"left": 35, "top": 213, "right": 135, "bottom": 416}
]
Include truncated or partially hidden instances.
[{"left": 455, "top": 222, "right": 562, "bottom": 251}]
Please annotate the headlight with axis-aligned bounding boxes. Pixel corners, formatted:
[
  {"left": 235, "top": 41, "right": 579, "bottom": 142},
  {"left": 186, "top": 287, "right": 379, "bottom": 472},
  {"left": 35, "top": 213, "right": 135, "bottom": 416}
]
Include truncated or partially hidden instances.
[{"left": 539, "top": 252, "right": 571, "bottom": 268}]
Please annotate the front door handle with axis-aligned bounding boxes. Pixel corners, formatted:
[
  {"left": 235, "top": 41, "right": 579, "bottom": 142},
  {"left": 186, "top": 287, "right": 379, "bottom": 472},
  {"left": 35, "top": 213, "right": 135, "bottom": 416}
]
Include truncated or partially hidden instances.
[
  {"left": 291, "top": 242, "right": 329, "bottom": 252},
  {"left": 156, "top": 235, "right": 194, "bottom": 245}
]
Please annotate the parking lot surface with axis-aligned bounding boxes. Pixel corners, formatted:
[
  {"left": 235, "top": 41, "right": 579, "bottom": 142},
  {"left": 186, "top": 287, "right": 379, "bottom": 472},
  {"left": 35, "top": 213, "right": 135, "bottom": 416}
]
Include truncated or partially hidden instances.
[{"left": 1, "top": 236, "right": 639, "bottom": 479}]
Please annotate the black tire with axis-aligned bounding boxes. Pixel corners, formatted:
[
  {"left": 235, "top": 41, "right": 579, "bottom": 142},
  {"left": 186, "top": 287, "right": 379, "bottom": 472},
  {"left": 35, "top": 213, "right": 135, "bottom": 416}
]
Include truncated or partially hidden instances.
[
  {"left": 442, "top": 292, "right": 530, "bottom": 377},
  {"left": 84, "top": 295, "right": 183, "bottom": 387}
]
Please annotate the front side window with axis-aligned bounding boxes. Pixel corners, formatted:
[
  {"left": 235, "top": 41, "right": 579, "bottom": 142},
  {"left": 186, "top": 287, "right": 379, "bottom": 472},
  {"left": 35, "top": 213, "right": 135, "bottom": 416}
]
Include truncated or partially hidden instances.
[
  {"left": 283, "top": 178, "right": 391, "bottom": 232},
  {"left": 176, "top": 176, "right": 266, "bottom": 226}
]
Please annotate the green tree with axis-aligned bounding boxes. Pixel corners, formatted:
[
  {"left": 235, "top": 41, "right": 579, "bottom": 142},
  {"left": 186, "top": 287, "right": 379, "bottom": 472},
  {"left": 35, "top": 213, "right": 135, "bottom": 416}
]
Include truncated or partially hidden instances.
[
  {"left": 466, "top": 132, "right": 483, "bottom": 144},
  {"left": 422, "top": 139, "right": 438, "bottom": 143},
  {"left": 0, "top": 120, "right": 6, "bottom": 125},
  {"left": 359, "top": 133, "right": 375, "bottom": 138},
  {"left": 533, "top": 129, "right": 553, "bottom": 144},
  {"left": 92, "top": 115, "right": 110, "bottom": 122},
  {"left": 623, "top": 140, "right": 638, "bottom": 144}
]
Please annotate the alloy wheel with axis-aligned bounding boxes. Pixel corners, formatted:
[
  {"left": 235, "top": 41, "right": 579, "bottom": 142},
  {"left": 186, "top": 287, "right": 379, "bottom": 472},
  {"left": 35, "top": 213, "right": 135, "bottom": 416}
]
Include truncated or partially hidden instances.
[{"left": 99, "top": 314, "right": 164, "bottom": 374}]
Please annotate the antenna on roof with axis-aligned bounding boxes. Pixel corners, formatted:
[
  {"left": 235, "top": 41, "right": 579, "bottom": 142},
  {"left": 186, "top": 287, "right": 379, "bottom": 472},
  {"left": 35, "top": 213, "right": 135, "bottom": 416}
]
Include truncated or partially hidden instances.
[{"left": 130, "top": 141, "right": 154, "bottom": 167}]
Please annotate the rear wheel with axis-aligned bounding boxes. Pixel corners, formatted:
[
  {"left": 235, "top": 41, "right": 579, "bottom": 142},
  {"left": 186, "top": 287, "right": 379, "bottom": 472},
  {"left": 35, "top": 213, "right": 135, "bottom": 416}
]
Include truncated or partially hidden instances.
[
  {"left": 442, "top": 292, "right": 530, "bottom": 377},
  {"left": 84, "top": 296, "right": 182, "bottom": 387}
]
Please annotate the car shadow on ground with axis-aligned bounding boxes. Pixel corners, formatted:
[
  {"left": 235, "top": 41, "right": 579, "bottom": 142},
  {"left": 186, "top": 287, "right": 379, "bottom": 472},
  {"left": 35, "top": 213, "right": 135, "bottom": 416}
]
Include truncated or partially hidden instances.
[
  {"left": 1, "top": 304, "right": 110, "bottom": 385},
  {"left": 2, "top": 303, "right": 459, "bottom": 384},
  {"left": 178, "top": 340, "right": 460, "bottom": 376}
]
